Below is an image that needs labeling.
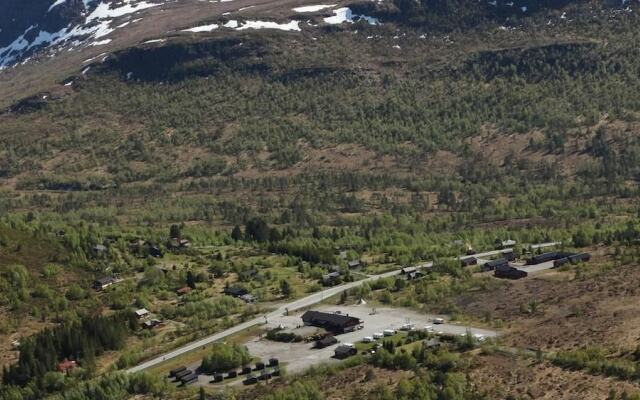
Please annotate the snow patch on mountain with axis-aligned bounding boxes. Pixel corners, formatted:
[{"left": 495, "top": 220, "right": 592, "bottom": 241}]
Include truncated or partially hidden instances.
[
  {"left": 183, "top": 24, "right": 220, "bottom": 32},
  {"left": 237, "top": 20, "right": 301, "bottom": 31},
  {"left": 324, "top": 7, "right": 379, "bottom": 25},
  {"left": 48, "top": 0, "right": 70, "bottom": 12},
  {"left": 292, "top": 4, "right": 336, "bottom": 12},
  {"left": 1, "top": 0, "right": 163, "bottom": 68},
  {"left": 183, "top": 19, "right": 301, "bottom": 32}
]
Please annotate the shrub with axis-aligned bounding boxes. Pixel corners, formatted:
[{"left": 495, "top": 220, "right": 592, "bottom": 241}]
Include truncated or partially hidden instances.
[{"left": 200, "top": 343, "right": 251, "bottom": 373}]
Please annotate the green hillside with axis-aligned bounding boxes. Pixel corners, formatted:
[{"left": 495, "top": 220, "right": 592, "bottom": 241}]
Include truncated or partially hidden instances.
[{"left": 1, "top": 0, "right": 640, "bottom": 399}]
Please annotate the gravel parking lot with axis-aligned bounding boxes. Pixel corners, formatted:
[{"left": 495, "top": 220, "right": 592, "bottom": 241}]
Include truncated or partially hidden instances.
[{"left": 245, "top": 304, "right": 498, "bottom": 374}]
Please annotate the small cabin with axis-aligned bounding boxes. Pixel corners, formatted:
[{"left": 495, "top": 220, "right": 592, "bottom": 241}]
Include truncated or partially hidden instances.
[
  {"left": 224, "top": 287, "right": 249, "bottom": 297},
  {"left": 316, "top": 335, "right": 338, "bottom": 349},
  {"left": 239, "top": 294, "right": 257, "bottom": 303},
  {"left": 334, "top": 344, "right": 357, "bottom": 359},
  {"left": 461, "top": 257, "right": 477, "bottom": 267},
  {"left": 93, "top": 276, "right": 117, "bottom": 290},
  {"left": 176, "top": 286, "right": 191, "bottom": 295},
  {"left": 169, "top": 366, "right": 187, "bottom": 378},
  {"left": 57, "top": 359, "right": 77, "bottom": 373},
  {"left": 482, "top": 258, "right": 508, "bottom": 272},
  {"left": 322, "top": 271, "right": 341, "bottom": 286},
  {"left": 494, "top": 265, "right": 527, "bottom": 280}
]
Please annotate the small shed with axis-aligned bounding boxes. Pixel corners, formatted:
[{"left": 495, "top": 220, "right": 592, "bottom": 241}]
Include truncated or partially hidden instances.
[
  {"left": 460, "top": 257, "right": 477, "bottom": 267},
  {"left": 569, "top": 253, "right": 591, "bottom": 263},
  {"left": 423, "top": 339, "right": 441, "bottom": 350},
  {"left": 239, "top": 294, "right": 257, "bottom": 303},
  {"left": 142, "top": 319, "right": 162, "bottom": 329},
  {"left": 174, "top": 369, "right": 192, "bottom": 380},
  {"left": 347, "top": 260, "right": 362, "bottom": 269},
  {"left": 135, "top": 308, "right": 149, "bottom": 319},
  {"left": 502, "top": 250, "right": 516, "bottom": 261},
  {"left": 501, "top": 239, "right": 516, "bottom": 248},
  {"left": 334, "top": 344, "right": 357, "bottom": 359},
  {"left": 400, "top": 267, "right": 417, "bottom": 275},
  {"left": 528, "top": 251, "right": 573, "bottom": 265},
  {"left": 482, "top": 258, "right": 508, "bottom": 272},
  {"left": 224, "top": 287, "right": 249, "bottom": 298},
  {"left": 258, "top": 370, "right": 272, "bottom": 380},
  {"left": 180, "top": 372, "right": 198, "bottom": 385},
  {"left": 93, "top": 276, "right": 117, "bottom": 290},
  {"left": 243, "top": 375, "right": 258, "bottom": 385},
  {"left": 322, "top": 271, "right": 341, "bottom": 286},
  {"left": 57, "top": 359, "right": 77, "bottom": 373},
  {"left": 149, "top": 246, "right": 164, "bottom": 258},
  {"left": 169, "top": 366, "right": 187, "bottom": 378},
  {"left": 553, "top": 257, "right": 570, "bottom": 268},
  {"left": 316, "top": 335, "right": 338, "bottom": 349},
  {"left": 494, "top": 265, "right": 527, "bottom": 280},
  {"left": 93, "top": 244, "right": 107, "bottom": 253},
  {"left": 176, "top": 286, "right": 191, "bottom": 295}
]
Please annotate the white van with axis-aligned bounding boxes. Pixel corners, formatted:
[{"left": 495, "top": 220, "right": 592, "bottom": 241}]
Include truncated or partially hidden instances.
[
  {"left": 362, "top": 336, "right": 374, "bottom": 343},
  {"left": 383, "top": 329, "right": 396, "bottom": 336},
  {"left": 373, "top": 332, "right": 384, "bottom": 340}
]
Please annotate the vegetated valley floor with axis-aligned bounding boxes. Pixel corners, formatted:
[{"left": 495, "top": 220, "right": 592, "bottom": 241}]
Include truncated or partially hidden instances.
[{"left": 1, "top": 1, "right": 640, "bottom": 399}]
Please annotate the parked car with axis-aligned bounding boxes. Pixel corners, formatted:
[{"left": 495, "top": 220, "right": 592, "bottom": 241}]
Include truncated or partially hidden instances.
[
  {"left": 433, "top": 318, "right": 445, "bottom": 324},
  {"left": 373, "top": 332, "right": 384, "bottom": 340},
  {"left": 243, "top": 375, "right": 258, "bottom": 385},
  {"left": 400, "top": 323, "right": 415, "bottom": 331},
  {"left": 474, "top": 334, "right": 486, "bottom": 342},
  {"left": 362, "top": 336, "right": 374, "bottom": 343},
  {"left": 383, "top": 329, "right": 396, "bottom": 336}
]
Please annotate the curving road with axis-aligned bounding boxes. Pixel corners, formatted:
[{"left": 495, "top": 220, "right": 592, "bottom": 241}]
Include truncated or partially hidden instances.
[{"left": 126, "top": 264, "right": 430, "bottom": 373}]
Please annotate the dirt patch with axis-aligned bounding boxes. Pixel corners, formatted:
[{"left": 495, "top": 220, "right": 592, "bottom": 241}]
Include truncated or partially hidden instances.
[
  {"left": 242, "top": 365, "right": 412, "bottom": 399},
  {"left": 233, "top": 143, "right": 402, "bottom": 179},
  {"left": 472, "top": 353, "right": 640, "bottom": 399},
  {"left": 457, "top": 250, "right": 640, "bottom": 352}
]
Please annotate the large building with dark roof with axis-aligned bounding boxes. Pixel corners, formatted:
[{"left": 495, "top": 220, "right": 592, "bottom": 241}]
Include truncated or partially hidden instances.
[{"left": 301, "top": 311, "right": 362, "bottom": 334}]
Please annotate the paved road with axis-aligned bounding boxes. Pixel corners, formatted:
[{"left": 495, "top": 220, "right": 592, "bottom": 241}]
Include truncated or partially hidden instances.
[
  {"left": 126, "top": 264, "right": 430, "bottom": 373},
  {"left": 527, "top": 241, "right": 562, "bottom": 250},
  {"left": 128, "top": 240, "right": 562, "bottom": 373},
  {"left": 459, "top": 248, "right": 513, "bottom": 261}
]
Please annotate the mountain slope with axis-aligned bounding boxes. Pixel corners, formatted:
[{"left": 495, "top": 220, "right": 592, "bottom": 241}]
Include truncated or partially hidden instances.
[{"left": 2, "top": 0, "right": 636, "bottom": 108}]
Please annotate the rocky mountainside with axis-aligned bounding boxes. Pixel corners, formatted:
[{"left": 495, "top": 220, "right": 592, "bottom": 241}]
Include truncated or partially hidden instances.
[
  {"left": 0, "top": 0, "right": 165, "bottom": 67},
  {"left": 0, "top": 0, "right": 637, "bottom": 108}
]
